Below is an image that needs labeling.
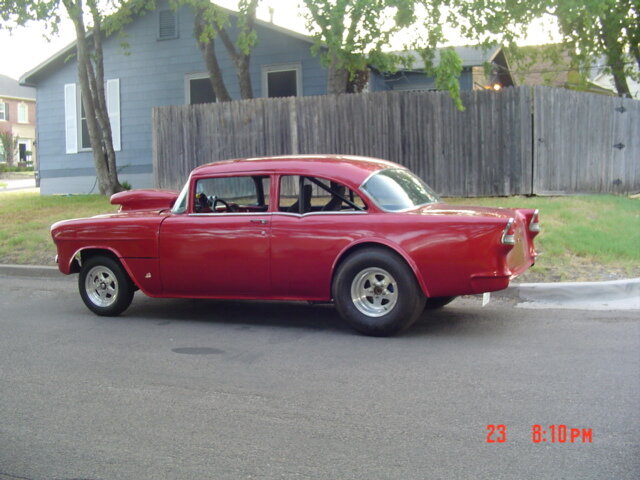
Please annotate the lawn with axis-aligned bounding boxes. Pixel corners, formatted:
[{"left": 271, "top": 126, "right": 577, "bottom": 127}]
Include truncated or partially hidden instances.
[
  {"left": 0, "top": 192, "right": 111, "bottom": 265},
  {"left": 0, "top": 191, "right": 638, "bottom": 282}
]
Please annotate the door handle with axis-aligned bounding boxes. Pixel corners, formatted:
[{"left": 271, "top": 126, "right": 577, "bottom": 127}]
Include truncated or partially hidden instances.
[{"left": 250, "top": 219, "right": 269, "bottom": 225}]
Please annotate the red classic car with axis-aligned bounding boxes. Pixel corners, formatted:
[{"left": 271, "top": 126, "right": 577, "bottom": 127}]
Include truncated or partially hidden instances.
[{"left": 51, "top": 155, "right": 539, "bottom": 336}]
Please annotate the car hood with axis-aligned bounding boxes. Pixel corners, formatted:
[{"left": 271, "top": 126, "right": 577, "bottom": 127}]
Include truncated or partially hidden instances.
[{"left": 110, "top": 189, "right": 179, "bottom": 212}]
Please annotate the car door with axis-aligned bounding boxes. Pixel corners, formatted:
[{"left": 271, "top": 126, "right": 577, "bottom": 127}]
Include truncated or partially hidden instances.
[
  {"left": 270, "top": 175, "right": 368, "bottom": 301},
  {"left": 159, "top": 174, "right": 272, "bottom": 298}
]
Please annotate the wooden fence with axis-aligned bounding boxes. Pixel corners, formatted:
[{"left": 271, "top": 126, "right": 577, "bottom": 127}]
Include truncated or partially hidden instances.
[{"left": 153, "top": 86, "right": 639, "bottom": 196}]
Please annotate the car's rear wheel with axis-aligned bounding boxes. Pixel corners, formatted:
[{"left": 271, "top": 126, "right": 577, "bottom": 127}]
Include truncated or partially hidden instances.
[
  {"left": 424, "top": 296, "right": 457, "bottom": 310},
  {"left": 332, "top": 248, "right": 425, "bottom": 336},
  {"left": 79, "top": 255, "right": 135, "bottom": 316}
]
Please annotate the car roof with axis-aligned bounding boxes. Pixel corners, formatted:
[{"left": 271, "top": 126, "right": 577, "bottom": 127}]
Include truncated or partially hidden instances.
[{"left": 191, "top": 155, "right": 404, "bottom": 186}]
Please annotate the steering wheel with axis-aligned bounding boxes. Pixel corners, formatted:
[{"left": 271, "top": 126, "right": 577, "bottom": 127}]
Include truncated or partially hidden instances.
[{"left": 209, "top": 196, "right": 239, "bottom": 212}]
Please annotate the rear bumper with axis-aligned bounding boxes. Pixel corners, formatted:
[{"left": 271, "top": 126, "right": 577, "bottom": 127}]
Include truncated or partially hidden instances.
[{"left": 470, "top": 275, "right": 511, "bottom": 294}]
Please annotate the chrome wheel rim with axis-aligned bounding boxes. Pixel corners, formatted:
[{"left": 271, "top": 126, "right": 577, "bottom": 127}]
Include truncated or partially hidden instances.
[
  {"left": 85, "top": 266, "right": 119, "bottom": 307},
  {"left": 350, "top": 267, "right": 398, "bottom": 317}
]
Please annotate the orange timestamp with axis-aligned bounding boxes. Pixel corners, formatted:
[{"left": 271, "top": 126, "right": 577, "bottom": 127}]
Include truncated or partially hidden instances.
[{"left": 486, "top": 424, "right": 594, "bottom": 443}]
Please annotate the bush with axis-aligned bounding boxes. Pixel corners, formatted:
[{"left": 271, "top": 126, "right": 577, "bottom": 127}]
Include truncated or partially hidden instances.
[{"left": 0, "top": 164, "right": 34, "bottom": 173}]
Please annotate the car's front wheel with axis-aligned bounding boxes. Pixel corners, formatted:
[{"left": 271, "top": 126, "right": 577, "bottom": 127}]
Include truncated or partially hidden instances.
[
  {"left": 332, "top": 248, "right": 426, "bottom": 336},
  {"left": 78, "top": 255, "right": 135, "bottom": 316}
]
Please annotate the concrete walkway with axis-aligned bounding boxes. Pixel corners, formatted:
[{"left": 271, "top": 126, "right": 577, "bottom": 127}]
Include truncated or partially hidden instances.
[
  {"left": 1, "top": 264, "right": 638, "bottom": 311},
  {"left": 0, "top": 177, "right": 36, "bottom": 191}
]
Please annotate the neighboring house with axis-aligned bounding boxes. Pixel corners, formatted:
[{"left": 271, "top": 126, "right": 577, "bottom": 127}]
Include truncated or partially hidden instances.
[
  {"left": 20, "top": 1, "right": 327, "bottom": 194},
  {"left": 590, "top": 61, "right": 640, "bottom": 100},
  {"left": 510, "top": 44, "right": 617, "bottom": 95},
  {"left": 371, "top": 46, "right": 515, "bottom": 92},
  {"left": 0, "top": 74, "right": 36, "bottom": 166}
]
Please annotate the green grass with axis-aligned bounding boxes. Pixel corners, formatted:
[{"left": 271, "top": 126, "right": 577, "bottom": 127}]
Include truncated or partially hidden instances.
[
  {"left": 0, "top": 182, "right": 7, "bottom": 188},
  {"left": 447, "top": 195, "right": 640, "bottom": 281},
  {"left": 0, "top": 192, "right": 112, "bottom": 265},
  {"left": 0, "top": 191, "right": 638, "bottom": 281}
]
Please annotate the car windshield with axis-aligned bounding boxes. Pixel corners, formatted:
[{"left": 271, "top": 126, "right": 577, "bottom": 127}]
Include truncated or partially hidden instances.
[
  {"left": 361, "top": 168, "right": 440, "bottom": 211},
  {"left": 172, "top": 181, "right": 190, "bottom": 214}
]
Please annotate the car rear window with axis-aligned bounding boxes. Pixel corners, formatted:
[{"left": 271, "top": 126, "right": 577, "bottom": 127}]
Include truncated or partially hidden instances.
[{"left": 361, "top": 168, "right": 440, "bottom": 211}]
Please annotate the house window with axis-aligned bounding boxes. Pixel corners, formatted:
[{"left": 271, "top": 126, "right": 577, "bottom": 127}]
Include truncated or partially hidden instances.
[
  {"left": 17, "top": 103, "right": 28, "bottom": 123},
  {"left": 262, "top": 63, "right": 302, "bottom": 98},
  {"left": 64, "top": 80, "right": 121, "bottom": 154},
  {"left": 79, "top": 97, "right": 90, "bottom": 150},
  {"left": 185, "top": 74, "right": 216, "bottom": 104},
  {"left": 0, "top": 102, "right": 7, "bottom": 121},
  {"left": 158, "top": 10, "right": 178, "bottom": 40}
]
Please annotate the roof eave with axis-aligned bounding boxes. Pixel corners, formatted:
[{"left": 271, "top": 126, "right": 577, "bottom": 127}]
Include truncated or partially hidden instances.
[{"left": 19, "top": 38, "right": 79, "bottom": 86}]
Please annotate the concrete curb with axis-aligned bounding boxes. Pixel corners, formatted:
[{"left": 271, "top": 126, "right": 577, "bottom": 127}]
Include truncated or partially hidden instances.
[
  {"left": 0, "top": 264, "right": 60, "bottom": 278},
  {"left": 1, "top": 264, "right": 639, "bottom": 310},
  {"left": 504, "top": 278, "right": 640, "bottom": 310}
]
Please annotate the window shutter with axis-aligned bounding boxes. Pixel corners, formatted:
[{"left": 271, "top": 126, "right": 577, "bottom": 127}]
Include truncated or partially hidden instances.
[
  {"left": 106, "top": 79, "right": 121, "bottom": 152},
  {"left": 4, "top": 102, "right": 10, "bottom": 121},
  {"left": 64, "top": 84, "right": 78, "bottom": 154},
  {"left": 158, "top": 10, "right": 178, "bottom": 40}
]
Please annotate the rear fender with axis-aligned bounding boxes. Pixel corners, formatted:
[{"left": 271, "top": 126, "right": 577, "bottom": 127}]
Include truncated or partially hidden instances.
[{"left": 331, "top": 239, "right": 432, "bottom": 298}]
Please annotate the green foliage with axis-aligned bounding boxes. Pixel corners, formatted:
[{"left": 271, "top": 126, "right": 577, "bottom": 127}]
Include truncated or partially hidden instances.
[
  {"left": 451, "top": 0, "right": 639, "bottom": 96},
  {"left": 302, "top": 0, "right": 465, "bottom": 106}
]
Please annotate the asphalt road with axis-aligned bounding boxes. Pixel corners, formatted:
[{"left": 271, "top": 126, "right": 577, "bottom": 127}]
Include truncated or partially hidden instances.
[{"left": 1, "top": 274, "right": 638, "bottom": 480}]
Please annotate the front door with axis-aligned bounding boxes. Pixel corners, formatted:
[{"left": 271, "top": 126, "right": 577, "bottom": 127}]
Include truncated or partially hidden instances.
[{"left": 159, "top": 174, "right": 272, "bottom": 298}]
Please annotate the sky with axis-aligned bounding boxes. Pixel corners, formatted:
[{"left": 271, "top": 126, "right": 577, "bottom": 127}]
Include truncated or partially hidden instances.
[{"left": 0, "top": 1, "right": 560, "bottom": 81}]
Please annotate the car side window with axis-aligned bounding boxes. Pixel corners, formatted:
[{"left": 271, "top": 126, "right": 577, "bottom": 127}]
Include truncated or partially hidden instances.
[
  {"left": 278, "top": 175, "right": 366, "bottom": 214},
  {"left": 194, "top": 175, "right": 269, "bottom": 213}
]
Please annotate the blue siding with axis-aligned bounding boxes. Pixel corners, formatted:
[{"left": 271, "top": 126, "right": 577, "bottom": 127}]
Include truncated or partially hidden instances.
[{"left": 35, "top": 2, "right": 327, "bottom": 194}]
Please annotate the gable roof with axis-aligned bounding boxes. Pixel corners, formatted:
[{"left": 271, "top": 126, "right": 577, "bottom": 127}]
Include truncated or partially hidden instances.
[
  {"left": 20, "top": 4, "right": 314, "bottom": 86},
  {"left": 394, "top": 45, "right": 502, "bottom": 71},
  {"left": 0, "top": 73, "right": 36, "bottom": 99}
]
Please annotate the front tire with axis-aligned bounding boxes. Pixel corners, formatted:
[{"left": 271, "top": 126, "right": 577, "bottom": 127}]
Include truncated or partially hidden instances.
[
  {"left": 79, "top": 255, "right": 135, "bottom": 316},
  {"left": 332, "top": 248, "right": 425, "bottom": 336}
]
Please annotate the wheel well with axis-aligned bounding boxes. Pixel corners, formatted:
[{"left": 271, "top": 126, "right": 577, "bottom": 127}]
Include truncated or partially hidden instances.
[
  {"left": 332, "top": 242, "right": 424, "bottom": 294},
  {"left": 69, "top": 248, "right": 120, "bottom": 274}
]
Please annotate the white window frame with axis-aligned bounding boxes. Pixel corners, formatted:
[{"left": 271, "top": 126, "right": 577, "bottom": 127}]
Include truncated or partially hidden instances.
[
  {"left": 17, "top": 102, "right": 28, "bottom": 123},
  {"left": 184, "top": 73, "right": 217, "bottom": 105},
  {"left": 64, "top": 79, "right": 120, "bottom": 154},
  {"left": 261, "top": 62, "right": 302, "bottom": 98},
  {"left": 0, "top": 102, "right": 6, "bottom": 121}
]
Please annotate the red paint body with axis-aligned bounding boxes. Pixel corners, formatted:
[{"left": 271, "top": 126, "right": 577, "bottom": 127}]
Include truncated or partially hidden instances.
[{"left": 51, "top": 155, "right": 539, "bottom": 301}]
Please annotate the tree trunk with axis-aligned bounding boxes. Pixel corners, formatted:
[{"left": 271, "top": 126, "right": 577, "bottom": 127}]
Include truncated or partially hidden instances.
[
  {"left": 327, "top": 64, "right": 349, "bottom": 94},
  {"left": 602, "top": 13, "right": 632, "bottom": 97},
  {"left": 217, "top": 27, "right": 253, "bottom": 99},
  {"left": 63, "top": 0, "right": 122, "bottom": 196},
  {"left": 194, "top": 8, "right": 232, "bottom": 102},
  {"left": 88, "top": 3, "right": 121, "bottom": 191}
]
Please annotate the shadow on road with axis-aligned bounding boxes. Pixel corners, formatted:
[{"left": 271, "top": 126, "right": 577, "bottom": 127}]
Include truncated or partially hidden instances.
[{"left": 119, "top": 295, "right": 506, "bottom": 338}]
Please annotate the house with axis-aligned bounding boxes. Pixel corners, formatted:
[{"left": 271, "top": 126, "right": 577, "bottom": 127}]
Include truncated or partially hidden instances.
[
  {"left": 0, "top": 74, "right": 36, "bottom": 166},
  {"left": 370, "top": 46, "right": 515, "bottom": 92},
  {"left": 20, "top": 1, "right": 328, "bottom": 194},
  {"left": 509, "top": 44, "right": 619, "bottom": 96},
  {"left": 20, "top": 1, "right": 516, "bottom": 195}
]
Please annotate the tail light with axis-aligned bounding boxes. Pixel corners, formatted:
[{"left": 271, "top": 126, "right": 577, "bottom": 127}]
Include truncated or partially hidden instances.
[
  {"left": 501, "top": 218, "right": 516, "bottom": 245},
  {"left": 529, "top": 209, "right": 540, "bottom": 234}
]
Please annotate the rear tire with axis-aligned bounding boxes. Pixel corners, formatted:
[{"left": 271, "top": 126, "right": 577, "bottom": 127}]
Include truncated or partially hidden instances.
[
  {"left": 424, "top": 296, "right": 457, "bottom": 310},
  {"left": 78, "top": 255, "right": 135, "bottom": 316},
  {"left": 332, "top": 248, "right": 425, "bottom": 336}
]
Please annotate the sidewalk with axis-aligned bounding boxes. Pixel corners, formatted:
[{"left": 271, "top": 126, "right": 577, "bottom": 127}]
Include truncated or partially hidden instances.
[
  {"left": 0, "top": 177, "right": 36, "bottom": 192},
  {"left": 1, "top": 263, "right": 638, "bottom": 310}
]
